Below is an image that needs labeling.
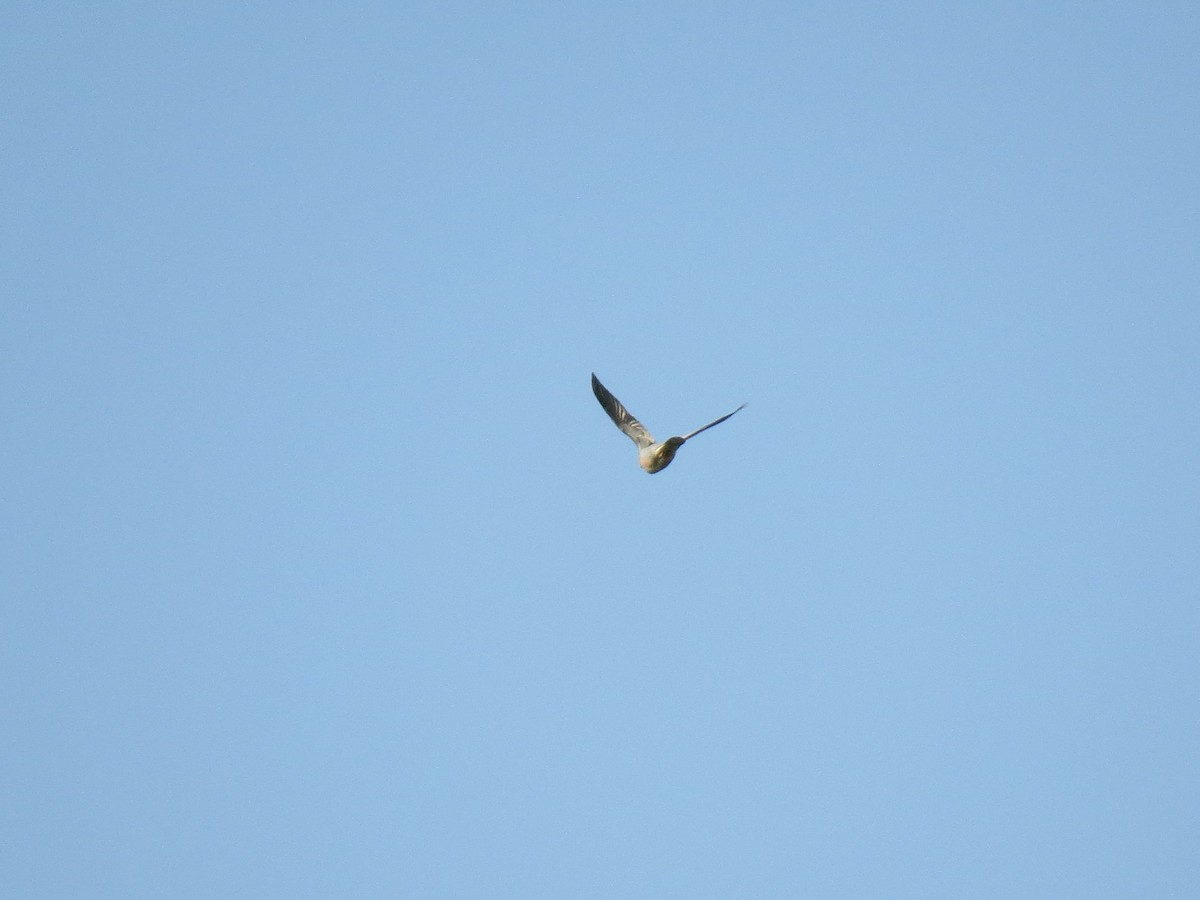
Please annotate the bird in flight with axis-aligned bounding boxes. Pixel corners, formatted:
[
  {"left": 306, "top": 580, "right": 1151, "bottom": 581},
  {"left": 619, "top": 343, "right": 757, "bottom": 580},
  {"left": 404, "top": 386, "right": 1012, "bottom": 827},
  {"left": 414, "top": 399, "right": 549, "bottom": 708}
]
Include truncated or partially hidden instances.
[{"left": 591, "top": 373, "right": 746, "bottom": 474}]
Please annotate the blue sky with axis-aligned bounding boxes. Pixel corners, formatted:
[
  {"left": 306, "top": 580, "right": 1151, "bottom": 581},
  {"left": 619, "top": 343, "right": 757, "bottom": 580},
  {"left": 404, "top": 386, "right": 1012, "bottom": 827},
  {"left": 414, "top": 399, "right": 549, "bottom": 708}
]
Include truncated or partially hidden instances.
[{"left": 3, "top": 3, "right": 1198, "bottom": 897}]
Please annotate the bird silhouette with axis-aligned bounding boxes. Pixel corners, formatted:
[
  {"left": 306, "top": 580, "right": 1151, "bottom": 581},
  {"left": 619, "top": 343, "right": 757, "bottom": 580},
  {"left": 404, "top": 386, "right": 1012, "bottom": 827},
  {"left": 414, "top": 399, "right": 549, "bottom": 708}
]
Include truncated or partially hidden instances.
[{"left": 591, "top": 373, "right": 746, "bottom": 474}]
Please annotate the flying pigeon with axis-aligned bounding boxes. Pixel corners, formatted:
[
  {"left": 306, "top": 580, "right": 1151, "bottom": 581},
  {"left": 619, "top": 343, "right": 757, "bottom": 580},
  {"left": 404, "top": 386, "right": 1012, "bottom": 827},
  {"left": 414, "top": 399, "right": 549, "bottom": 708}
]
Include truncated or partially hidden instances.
[{"left": 591, "top": 373, "right": 746, "bottom": 473}]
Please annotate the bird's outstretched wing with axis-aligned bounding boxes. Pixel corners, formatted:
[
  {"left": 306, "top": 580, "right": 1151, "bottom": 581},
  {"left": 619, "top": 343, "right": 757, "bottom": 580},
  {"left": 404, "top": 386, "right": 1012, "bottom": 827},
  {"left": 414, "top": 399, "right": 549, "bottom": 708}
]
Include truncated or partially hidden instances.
[
  {"left": 680, "top": 403, "right": 747, "bottom": 442},
  {"left": 592, "top": 374, "right": 655, "bottom": 448}
]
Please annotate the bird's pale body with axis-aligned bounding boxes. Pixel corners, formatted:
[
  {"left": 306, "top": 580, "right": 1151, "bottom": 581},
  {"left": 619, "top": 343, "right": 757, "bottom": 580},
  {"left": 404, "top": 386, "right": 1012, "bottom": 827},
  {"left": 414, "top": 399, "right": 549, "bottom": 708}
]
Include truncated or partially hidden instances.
[{"left": 638, "top": 438, "right": 685, "bottom": 473}]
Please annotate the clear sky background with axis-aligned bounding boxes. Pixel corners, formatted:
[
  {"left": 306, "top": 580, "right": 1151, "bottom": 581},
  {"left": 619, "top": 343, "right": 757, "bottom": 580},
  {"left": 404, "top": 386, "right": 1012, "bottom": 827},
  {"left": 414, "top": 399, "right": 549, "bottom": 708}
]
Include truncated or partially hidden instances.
[{"left": 3, "top": 3, "right": 1198, "bottom": 897}]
